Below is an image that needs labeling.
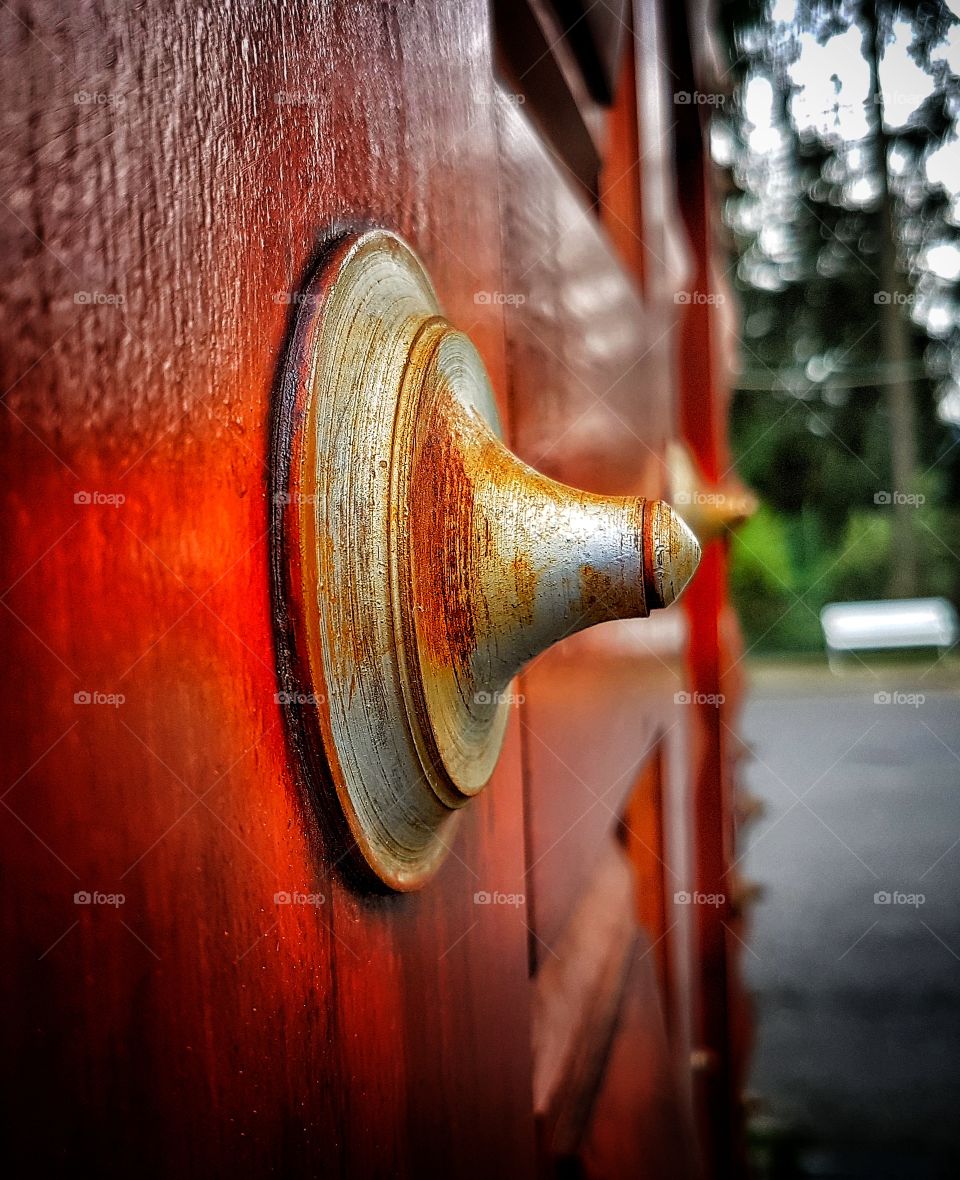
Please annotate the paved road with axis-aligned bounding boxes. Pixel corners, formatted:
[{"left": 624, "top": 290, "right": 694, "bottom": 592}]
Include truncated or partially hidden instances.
[{"left": 740, "top": 661, "right": 960, "bottom": 1179}]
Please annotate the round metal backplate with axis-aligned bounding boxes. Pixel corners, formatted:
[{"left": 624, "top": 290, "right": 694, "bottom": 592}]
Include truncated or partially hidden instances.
[{"left": 273, "top": 229, "right": 503, "bottom": 890}]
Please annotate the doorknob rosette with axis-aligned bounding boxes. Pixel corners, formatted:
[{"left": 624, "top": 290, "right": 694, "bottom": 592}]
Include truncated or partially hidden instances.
[{"left": 274, "top": 230, "right": 700, "bottom": 890}]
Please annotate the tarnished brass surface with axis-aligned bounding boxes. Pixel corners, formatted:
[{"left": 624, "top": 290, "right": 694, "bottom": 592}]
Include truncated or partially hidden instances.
[
  {"left": 277, "top": 230, "right": 701, "bottom": 889},
  {"left": 667, "top": 441, "right": 758, "bottom": 544}
]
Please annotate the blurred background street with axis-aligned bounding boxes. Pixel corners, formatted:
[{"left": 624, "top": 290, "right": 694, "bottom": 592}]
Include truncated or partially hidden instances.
[
  {"left": 740, "top": 658, "right": 960, "bottom": 1178},
  {"left": 717, "top": 3, "right": 960, "bottom": 1173}
]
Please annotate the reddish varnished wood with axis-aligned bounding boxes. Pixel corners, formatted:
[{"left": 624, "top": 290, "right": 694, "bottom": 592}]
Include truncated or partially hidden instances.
[
  {"left": 1, "top": 3, "right": 532, "bottom": 1175},
  {"left": 2, "top": 1, "right": 744, "bottom": 1176},
  {"left": 599, "top": 23, "right": 647, "bottom": 293},
  {"left": 579, "top": 950, "right": 701, "bottom": 1180},
  {"left": 669, "top": 0, "right": 752, "bottom": 1171},
  {"left": 623, "top": 751, "right": 671, "bottom": 1009}
]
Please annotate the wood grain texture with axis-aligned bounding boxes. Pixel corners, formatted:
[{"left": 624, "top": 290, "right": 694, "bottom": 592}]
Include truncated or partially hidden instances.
[
  {"left": 1, "top": 0, "right": 744, "bottom": 1174},
  {"left": 0, "top": 2, "right": 534, "bottom": 1174},
  {"left": 532, "top": 839, "right": 638, "bottom": 1130},
  {"left": 579, "top": 947, "right": 702, "bottom": 1180}
]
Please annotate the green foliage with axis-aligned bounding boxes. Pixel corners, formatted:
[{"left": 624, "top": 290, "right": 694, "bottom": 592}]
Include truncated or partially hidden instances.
[
  {"left": 731, "top": 482, "right": 960, "bottom": 652},
  {"left": 820, "top": 510, "right": 893, "bottom": 604},
  {"left": 730, "top": 506, "right": 822, "bottom": 651},
  {"left": 731, "top": 508, "right": 895, "bottom": 652},
  {"left": 716, "top": 0, "right": 960, "bottom": 651}
]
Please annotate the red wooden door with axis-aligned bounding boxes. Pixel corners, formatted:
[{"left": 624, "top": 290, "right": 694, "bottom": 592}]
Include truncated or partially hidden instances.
[{"left": 1, "top": 1, "right": 744, "bottom": 1175}]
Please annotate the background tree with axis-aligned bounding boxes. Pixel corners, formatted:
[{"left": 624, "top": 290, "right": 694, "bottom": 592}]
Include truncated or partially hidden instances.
[{"left": 714, "top": 0, "right": 960, "bottom": 651}]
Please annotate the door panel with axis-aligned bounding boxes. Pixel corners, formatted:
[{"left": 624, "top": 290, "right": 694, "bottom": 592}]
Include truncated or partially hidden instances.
[
  {"left": 493, "top": 27, "right": 708, "bottom": 1169},
  {"left": 496, "top": 93, "right": 693, "bottom": 960},
  {"left": 2, "top": 0, "right": 742, "bottom": 1175},
  {"left": 1, "top": 2, "right": 533, "bottom": 1174}
]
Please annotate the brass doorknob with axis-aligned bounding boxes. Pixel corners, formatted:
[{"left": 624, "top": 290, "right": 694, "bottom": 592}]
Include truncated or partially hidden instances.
[
  {"left": 666, "top": 441, "right": 757, "bottom": 543},
  {"left": 273, "top": 230, "right": 700, "bottom": 889}
]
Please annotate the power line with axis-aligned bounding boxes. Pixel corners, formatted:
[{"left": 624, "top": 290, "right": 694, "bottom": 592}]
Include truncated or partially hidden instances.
[{"left": 733, "top": 359, "right": 934, "bottom": 391}]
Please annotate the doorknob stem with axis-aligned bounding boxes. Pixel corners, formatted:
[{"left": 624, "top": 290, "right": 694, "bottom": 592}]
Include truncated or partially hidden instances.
[{"left": 392, "top": 319, "right": 700, "bottom": 800}]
